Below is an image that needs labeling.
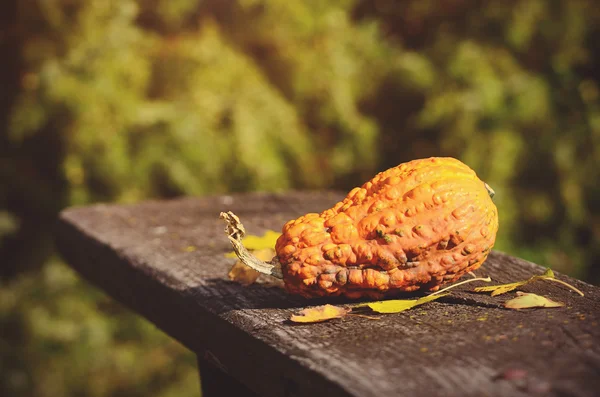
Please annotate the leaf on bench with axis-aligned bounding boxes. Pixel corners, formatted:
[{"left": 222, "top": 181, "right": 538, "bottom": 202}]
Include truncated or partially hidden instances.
[
  {"left": 290, "top": 304, "right": 351, "bottom": 323},
  {"left": 228, "top": 248, "right": 276, "bottom": 285},
  {"left": 504, "top": 292, "right": 565, "bottom": 310},
  {"left": 354, "top": 294, "right": 448, "bottom": 314},
  {"left": 473, "top": 268, "right": 584, "bottom": 296},
  {"left": 224, "top": 230, "right": 281, "bottom": 258}
]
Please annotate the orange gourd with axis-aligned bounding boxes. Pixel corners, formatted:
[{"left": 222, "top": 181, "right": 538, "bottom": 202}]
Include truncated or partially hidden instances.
[{"left": 222, "top": 157, "right": 498, "bottom": 299}]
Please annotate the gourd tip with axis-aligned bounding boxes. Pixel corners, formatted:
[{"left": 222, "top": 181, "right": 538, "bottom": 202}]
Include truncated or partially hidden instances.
[{"left": 484, "top": 183, "right": 495, "bottom": 198}]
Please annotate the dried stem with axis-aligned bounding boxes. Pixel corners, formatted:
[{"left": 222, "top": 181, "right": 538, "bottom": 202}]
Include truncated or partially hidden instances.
[
  {"left": 220, "top": 211, "right": 283, "bottom": 279},
  {"left": 541, "top": 277, "right": 585, "bottom": 297},
  {"left": 429, "top": 276, "right": 492, "bottom": 296}
]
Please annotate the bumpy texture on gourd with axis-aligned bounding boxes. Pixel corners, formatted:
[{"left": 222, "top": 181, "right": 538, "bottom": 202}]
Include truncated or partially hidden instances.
[{"left": 274, "top": 157, "right": 498, "bottom": 299}]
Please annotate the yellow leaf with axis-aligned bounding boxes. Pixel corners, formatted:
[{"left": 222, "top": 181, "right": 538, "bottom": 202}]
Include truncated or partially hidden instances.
[
  {"left": 290, "top": 304, "right": 350, "bottom": 323},
  {"left": 361, "top": 299, "right": 418, "bottom": 314},
  {"left": 242, "top": 230, "right": 281, "bottom": 250},
  {"left": 504, "top": 292, "right": 565, "bottom": 310},
  {"left": 228, "top": 262, "right": 260, "bottom": 285},
  {"left": 474, "top": 267, "right": 584, "bottom": 297},
  {"left": 356, "top": 294, "right": 448, "bottom": 314},
  {"left": 474, "top": 281, "right": 528, "bottom": 296},
  {"left": 473, "top": 268, "right": 554, "bottom": 296},
  {"left": 228, "top": 248, "right": 274, "bottom": 285},
  {"left": 224, "top": 230, "right": 281, "bottom": 258}
]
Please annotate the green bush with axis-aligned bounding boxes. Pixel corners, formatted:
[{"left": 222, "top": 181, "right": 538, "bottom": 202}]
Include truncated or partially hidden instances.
[
  {"left": 0, "top": 260, "right": 199, "bottom": 397},
  {"left": 1, "top": 0, "right": 599, "bottom": 396}
]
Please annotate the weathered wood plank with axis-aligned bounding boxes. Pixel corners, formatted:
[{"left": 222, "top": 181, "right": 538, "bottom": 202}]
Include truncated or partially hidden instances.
[
  {"left": 56, "top": 191, "right": 600, "bottom": 397},
  {"left": 197, "top": 356, "right": 260, "bottom": 397}
]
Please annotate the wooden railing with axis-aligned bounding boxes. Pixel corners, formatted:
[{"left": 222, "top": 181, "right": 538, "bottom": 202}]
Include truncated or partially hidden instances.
[{"left": 56, "top": 191, "right": 600, "bottom": 397}]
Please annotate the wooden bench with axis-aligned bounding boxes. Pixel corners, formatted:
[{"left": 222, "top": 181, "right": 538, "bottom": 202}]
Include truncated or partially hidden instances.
[{"left": 55, "top": 191, "right": 600, "bottom": 397}]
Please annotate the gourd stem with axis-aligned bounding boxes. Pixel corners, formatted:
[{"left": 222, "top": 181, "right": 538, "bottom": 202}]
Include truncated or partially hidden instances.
[
  {"left": 220, "top": 211, "right": 283, "bottom": 279},
  {"left": 484, "top": 182, "right": 495, "bottom": 198}
]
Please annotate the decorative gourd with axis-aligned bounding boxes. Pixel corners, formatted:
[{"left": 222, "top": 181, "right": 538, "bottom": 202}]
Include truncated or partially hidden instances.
[{"left": 221, "top": 157, "right": 498, "bottom": 299}]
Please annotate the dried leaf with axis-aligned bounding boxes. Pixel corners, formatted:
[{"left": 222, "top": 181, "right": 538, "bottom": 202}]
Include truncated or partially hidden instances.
[
  {"left": 290, "top": 304, "right": 350, "bottom": 323},
  {"left": 228, "top": 248, "right": 275, "bottom": 285},
  {"left": 355, "top": 277, "right": 488, "bottom": 315},
  {"left": 228, "top": 262, "right": 260, "bottom": 285},
  {"left": 475, "top": 281, "right": 529, "bottom": 297},
  {"left": 504, "top": 292, "right": 565, "bottom": 310},
  {"left": 225, "top": 230, "right": 281, "bottom": 257},
  {"left": 474, "top": 268, "right": 553, "bottom": 296},
  {"left": 355, "top": 293, "right": 448, "bottom": 314}
]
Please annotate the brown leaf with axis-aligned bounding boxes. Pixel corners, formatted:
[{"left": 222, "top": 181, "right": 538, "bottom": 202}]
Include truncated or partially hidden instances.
[
  {"left": 290, "top": 304, "right": 350, "bottom": 323},
  {"left": 228, "top": 248, "right": 275, "bottom": 285},
  {"left": 504, "top": 292, "right": 565, "bottom": 310},
  {"left": 228, "top": 262, "right": 260, "bottom": 285}
]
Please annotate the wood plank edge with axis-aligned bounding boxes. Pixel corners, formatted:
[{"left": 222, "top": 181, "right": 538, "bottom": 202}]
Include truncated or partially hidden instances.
[{"left": 54, "top": 209, "right": 357, "bottom": 397}]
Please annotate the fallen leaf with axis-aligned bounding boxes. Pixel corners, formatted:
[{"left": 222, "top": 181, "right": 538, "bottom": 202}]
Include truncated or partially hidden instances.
[
  {"left": 504, "top": 292, "right": 565, "bottom": 310},
  {"left": 474, "top": 268, "right": 584, "bottom": 297},
  {"left": 225, "top": 230, "right": 281, "bottom": 258},
  {"left": 228, "top": 248, "right": 275, "bottom": 285},
  {"left": 290, "top": 304, "right": 350, "bottom": 323},
  {"left": 475, "top": 281, "right": 530, "bottom": 297},
  {"left": 474, "top": 268, "right": 552, "bottom": 296},
  {"left": 355, "top": 294, "right": 448, "bottom": 314},
  {"left": 351, "top": 277, "right": 489, "bottom": 315},
  {"left": 228, "top": 262, "right": 260, "bottom": 285}
]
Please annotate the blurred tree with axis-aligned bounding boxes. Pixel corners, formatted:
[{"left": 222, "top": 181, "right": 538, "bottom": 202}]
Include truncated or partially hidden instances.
[
  {"left": 0, "top": 260, "right": 199, "bottom": 397},
  {"left": 1, "top": 0, "right": 599, "bottom": 396},
  {"left": 352, "top": 0, "right": 600, "bottom": 280}
]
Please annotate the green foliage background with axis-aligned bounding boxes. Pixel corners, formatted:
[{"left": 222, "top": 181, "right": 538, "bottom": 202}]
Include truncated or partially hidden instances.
[{"left": 1, "top": 0, "right": 599, "bottom": 396}]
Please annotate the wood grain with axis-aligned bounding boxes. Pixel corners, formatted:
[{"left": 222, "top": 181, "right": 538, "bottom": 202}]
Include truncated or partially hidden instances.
[{"left": 56, "top": 191, "right": 600, "bottom": 397}]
